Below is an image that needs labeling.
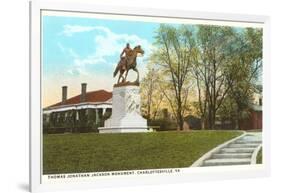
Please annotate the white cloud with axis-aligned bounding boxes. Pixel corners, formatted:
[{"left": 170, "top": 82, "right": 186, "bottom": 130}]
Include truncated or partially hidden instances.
[
  {"left": 59, "top": 25, "right": 153, "bottom": 80},
  {"left": 61, "top": 25, "right": 97, "bottom": 36},
  {"left": 57, "top": 42, "right": 80, "bottom": 59}
]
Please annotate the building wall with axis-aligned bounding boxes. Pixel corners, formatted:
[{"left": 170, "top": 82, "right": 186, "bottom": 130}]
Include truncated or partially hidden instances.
[
  {"left": 240, "top": 110, "right": 262, "bottom": 130},
  {"left": 43, "top": 108, "right": 112, "bottom": 134}
]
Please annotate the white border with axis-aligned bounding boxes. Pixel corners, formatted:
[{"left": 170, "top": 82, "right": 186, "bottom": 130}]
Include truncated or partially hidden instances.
[
  {"left": 30, "top": 0, "right": 270, "bottom": 192},
  {"left": 41, "top": 10, "right": 264, "bottom": 28}
]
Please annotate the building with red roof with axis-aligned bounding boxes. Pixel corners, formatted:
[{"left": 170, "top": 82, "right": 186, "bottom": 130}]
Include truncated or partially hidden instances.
[{"left": 43, "top": 83, "right": 112, "bottom": 133}]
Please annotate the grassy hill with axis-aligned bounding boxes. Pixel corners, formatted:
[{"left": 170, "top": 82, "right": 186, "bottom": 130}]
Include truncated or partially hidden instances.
[{"left": 43, "top": 131, "right": 242, "bottom": 174}]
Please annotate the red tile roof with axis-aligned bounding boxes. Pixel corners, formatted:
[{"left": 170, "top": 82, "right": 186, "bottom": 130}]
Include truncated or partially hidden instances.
[{"left": 48, "top": 90, "right": 112, "bottom": 108}]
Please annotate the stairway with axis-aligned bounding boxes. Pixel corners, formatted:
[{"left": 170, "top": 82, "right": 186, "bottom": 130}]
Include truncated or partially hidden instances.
[{"left": 201, "top": 133, "right": 262, "bottom": 167}]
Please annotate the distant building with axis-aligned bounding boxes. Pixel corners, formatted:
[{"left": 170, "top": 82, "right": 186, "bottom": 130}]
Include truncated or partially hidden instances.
[
  {"left": 43, "top": 83, "right": 112, "bottom": 133},
  {"left": 217, "top": 86, "right": 263, "bottom": 130},
  {"left": 239, "top": 104, "right": 262, "bottom": 130},
  {"left": 240, "top": 86, "right": 263, "bottom": 130},
  {"left": 184, "top": 86, "right": 263, "bottom": 131}
]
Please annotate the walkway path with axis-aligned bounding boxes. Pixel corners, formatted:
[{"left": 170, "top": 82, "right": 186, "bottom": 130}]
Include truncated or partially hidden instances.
[{"left": 192, "top": 132, "right": 262, "bottom": 167}]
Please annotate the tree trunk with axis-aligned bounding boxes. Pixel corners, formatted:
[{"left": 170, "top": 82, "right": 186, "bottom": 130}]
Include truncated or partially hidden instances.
[
  {"left": 234, "top": 108, "right": 241, "bottom": 130},
  {"left": 177, "top": 108, "right": 184, "bottom": 130},
  {"left": 212, "top": 109, "right": 216, "bottom": 130},
  {"left": 208, "top": 106, "right": 215, "bottom": 130},
  {"left": 201, "top": 117, "right": 206, "bottom": 130}
]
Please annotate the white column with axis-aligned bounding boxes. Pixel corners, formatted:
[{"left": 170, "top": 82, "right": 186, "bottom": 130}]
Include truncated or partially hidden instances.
[
  {"left": 95, "top": 108, "right": 99, "bottom": 124},
  {"left": 76, "top": 110, "right": 79, "bottom": 120}
]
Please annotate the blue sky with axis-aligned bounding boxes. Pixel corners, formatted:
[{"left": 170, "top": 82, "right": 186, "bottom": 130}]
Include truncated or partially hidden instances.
[
  {"left": 43, "top": 16, "right": 159, "bottom": 76},
  {"left": 42, "top": 15, "right": 160, "bottom": 107}
]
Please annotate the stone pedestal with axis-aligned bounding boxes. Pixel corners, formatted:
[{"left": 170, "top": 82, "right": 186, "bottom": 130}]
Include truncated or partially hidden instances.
[{"left": 98, "top": 85, "right": 150, "bottom": 133}]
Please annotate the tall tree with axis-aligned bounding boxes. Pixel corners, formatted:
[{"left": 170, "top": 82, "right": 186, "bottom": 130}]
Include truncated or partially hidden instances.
[
  {"left": 149, "top": 24, "right": 262, "bottom": 130},
  {"left": 193, "top": 25, "right": 236, "bottom": 129},
  {"left": 150, "top": 24, "right": 195, "bottom": 129},
  {"left": 224, "top": 28, "right": 263, "bottom": 129},
  {"left": 140, "top": 67, "right": 164, "bottom": 120}
]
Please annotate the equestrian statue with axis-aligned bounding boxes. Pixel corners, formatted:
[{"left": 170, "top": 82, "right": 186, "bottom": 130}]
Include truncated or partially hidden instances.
[{"left": 113, "top": 43, "right": 144, "bottom": 84}]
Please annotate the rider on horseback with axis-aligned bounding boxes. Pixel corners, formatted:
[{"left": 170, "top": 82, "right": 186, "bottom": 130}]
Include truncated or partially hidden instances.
[
  {"left": 114, "top": 44, "right": 144, "bottom": 84},
  {"left": 119, "top": 43, "right": 132, "bottom": 71}
]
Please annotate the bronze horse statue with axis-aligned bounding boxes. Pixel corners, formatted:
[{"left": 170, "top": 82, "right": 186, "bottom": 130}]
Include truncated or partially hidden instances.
[{"left": 113, "top": 45, "right": 144, "bottom": 84}]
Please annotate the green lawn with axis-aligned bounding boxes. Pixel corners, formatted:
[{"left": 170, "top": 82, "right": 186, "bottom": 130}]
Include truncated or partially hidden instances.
[{"left": 43, "top": 131, "right": 242, "bottom": 174}]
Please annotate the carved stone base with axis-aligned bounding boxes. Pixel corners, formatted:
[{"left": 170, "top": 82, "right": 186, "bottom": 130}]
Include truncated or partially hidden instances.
[{"left": 98, "top": 85, "right": 150, "bottom": 133}]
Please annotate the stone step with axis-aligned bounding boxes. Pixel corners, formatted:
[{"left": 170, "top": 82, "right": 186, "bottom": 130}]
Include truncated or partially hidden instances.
[
  {"left": 203, "top": 158, "right": 251, "bottom": 166},
  {"left": 234, "top": 140, "right": 262, "bottom": 144},
  {"left": 212, "top": 153, "right": 252, "bottom": 159},
  {"left": 219, "top": 147, "right": 255, "bottom": 153},
  {"left": 228, "top": 143, "right": 259, "bottom": 148},
  {"left": 239, "top": 135, "right": 260, "bottom": 139}
]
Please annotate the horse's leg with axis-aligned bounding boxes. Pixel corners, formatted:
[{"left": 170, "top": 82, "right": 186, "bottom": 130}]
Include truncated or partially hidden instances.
[
  {"left": 124, "top": 69, "right": 129, "bottom": 82},
  {"left": 118, "top": 69, "right": 124, "bottom": 83},
  {"left": 117, "top": 73, "right": 121, "bottom": 83},
  {"left": 117, "top": 69, "right": 122, "bottom": 83},
  {"left": 121, "top": 70, "right": 125, "bottom": 83},
  {"left": 132, "top": 67, "right": 139, "bottom": 83}
]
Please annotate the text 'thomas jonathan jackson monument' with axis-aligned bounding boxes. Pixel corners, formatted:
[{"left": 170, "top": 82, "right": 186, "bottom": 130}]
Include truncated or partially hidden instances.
[{"left": 98, "top": 44, "right": 150, "bottom": 133}]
